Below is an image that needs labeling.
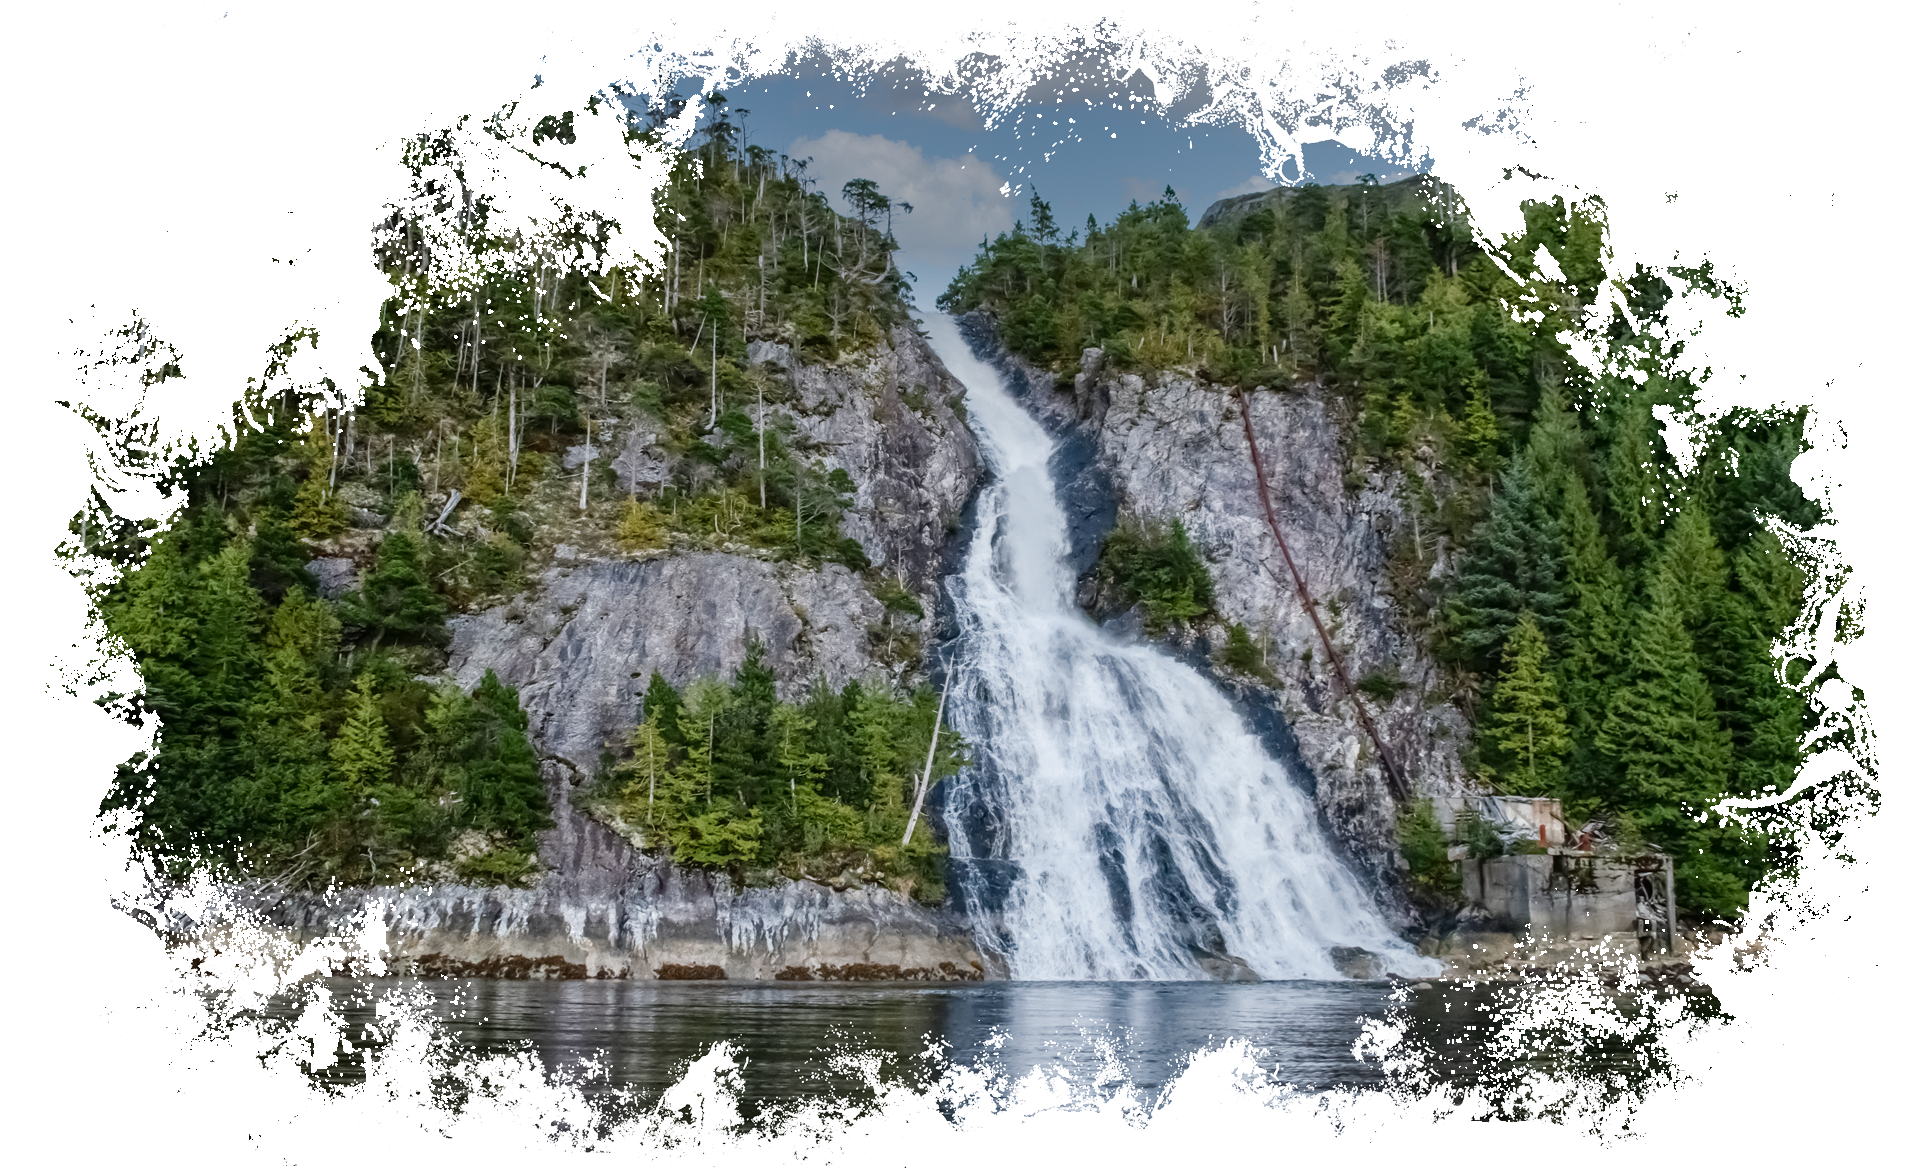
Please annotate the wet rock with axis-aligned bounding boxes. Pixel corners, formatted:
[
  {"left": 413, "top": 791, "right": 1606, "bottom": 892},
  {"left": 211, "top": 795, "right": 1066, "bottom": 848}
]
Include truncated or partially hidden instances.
[
  {"left": 1195, "top": 952, "right": 1262, "bottom": 983},
  {"left": 1330, "top": 946, "right": 1388, "bottom": 979}
]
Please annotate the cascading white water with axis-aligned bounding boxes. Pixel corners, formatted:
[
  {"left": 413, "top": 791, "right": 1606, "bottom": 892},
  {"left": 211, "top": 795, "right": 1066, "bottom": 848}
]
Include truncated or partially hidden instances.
[{"left": 925, "top": 315, "right": 1434, "bottom": 981}]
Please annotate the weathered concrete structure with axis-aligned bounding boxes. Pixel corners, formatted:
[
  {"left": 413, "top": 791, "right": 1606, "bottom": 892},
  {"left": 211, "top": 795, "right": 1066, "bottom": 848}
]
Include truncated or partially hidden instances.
[{"left": 1438, "top": 796, "right": 1678, "bottom": 956}]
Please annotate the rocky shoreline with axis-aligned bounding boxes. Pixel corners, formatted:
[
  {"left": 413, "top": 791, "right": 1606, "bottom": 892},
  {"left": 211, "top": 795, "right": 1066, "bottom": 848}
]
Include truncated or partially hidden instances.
[{"left": 250, "top": 867, "right": 989, "bottom": 982}]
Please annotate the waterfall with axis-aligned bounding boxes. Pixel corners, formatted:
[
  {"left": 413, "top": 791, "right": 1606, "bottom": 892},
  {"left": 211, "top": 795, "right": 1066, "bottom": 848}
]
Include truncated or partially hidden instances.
[{"left": 925, "top": 315, "right": 1433, "bottom": 981}]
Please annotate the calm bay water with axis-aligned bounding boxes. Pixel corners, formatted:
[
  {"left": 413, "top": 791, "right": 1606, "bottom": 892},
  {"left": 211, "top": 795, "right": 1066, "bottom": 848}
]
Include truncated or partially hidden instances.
[{"left": 284, "top": 978, "right": 1424, "bottom": 1109}]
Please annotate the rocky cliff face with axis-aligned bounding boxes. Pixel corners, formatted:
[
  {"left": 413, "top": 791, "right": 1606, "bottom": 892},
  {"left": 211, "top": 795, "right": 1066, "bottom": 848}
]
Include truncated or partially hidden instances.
[
  {"left": 957, "top": 314, "right": 1467, "bottom": 907},
  {"left": 447, "top": 554, "right": 885, "bottom": 775},
  {"left": 280, "top": 323, "right": 989, "bottom": 980},
  {"left": 749, "top": 325, "right": 980, "bottom": 592},
  {"left": 446, "top": 323, "right": 982, "bottom": 778}
]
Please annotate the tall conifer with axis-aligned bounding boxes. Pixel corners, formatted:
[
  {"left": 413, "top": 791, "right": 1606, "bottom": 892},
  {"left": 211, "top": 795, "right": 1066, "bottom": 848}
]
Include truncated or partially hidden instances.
[
  {"left": 1601, "top": 395, "right": 1666, "bottom": 566},
  {"left": 338, "top": 530, "right": 448, "bottom": 648},
  {"left": 1445, "top": 453, "right": 1567, "bottom": 670},
  {"left": 1597, "top": 573, "right": 1740, "bottom": 911},
  {"left": 331, "top": 675, "right": 395, "bottom": 794},
  {"left": 1484, "top": 614, "right": 1572, "bottom": 795}
]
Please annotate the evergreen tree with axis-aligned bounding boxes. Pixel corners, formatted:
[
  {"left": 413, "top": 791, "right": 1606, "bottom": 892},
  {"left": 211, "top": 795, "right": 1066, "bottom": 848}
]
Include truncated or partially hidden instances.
[
  {"left": 338, "top": 529, "right": 448, "bottom": 648},
  {"left": 456, "top": 670, "right": 551, "bottom": 847},
  {"left": 1455, "top": 370, "right": 1502, "bottom": 469},
  {"left": 288, "top": 419, "right": 347, "bottom": 539},
  {"left": 1596, "top": 573, "right": 1744, "bottom": 914},
  {"left": 676, "top": 679, "right": 731, "bottom": 807},
  {"left": 331, "top": 675, "right": 395, "bottom": 795},
  {"left": 1718, "top": 535, "right": 1807, "bottom": 800},
  {"left": 236, "top": 591, "right": 340, "bottom": 849},
  {"left": 621, "top": 710, "right": 674, "bottom": 826},
  {"left": 1600, "top": 394, "right": 1666, "bottom": 567},
  {"left": 850, "top": 682, "right": 908, "bottom": 808},
  {"left": 712, "top": 637, "right": 778, "bottom": 807},
  {"left": 1483, "top": 614, "right": 1572, "bottom": 795},
  {"left": 248, "top": 512, "right": 317, "bottom": 603},
  {"left": 641, "top": 670, "right": 687, "bottom": 748},
  {"left": 1656, "top": 499, "right": 1729, "bottom": 632},
  {"left": 1444, "top": 453, "right": 1567, "bottom": 671},
  {"left": 770, "top": 703, "right": 827, "bottom": 805},
  {"left": 1523, "top": 383, "right": 1588, "bottom": 502}
]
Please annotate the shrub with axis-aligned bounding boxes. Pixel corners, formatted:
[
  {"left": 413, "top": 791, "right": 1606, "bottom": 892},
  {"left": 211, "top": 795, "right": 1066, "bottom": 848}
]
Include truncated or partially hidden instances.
[
  {"left": 1458, "top": 802, "right": 1507, "bottom": 859},
  {"left": 1099, "top": 518, "right": 1214, "bottom": 632},
  {"left": 1399, "top": 799, "right": 1462, "bottom": 904},
  {"left": 1356, "top": 669, "right": 1407, "bottom": 704},
  {"left": 1220, "top": 622, "right": 1275, "bottom": 681},
  {"left": 617, "top": 498, "right": 669, "bottom": 551}
]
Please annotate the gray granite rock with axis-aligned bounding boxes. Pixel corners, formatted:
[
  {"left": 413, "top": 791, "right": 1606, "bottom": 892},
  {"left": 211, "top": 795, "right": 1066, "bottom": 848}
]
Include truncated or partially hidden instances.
[
  {"left": 749, "top": 323, "right": 980, "bottom": 591},
  {"left": 447, "top": 553, "right": 887, "bottom": 775},
  {"left": 960, "top": 314, "right": 1468, "bottom": 909},
  {"left": 304, "top": 557, "right": 358, "bottom": 600}
]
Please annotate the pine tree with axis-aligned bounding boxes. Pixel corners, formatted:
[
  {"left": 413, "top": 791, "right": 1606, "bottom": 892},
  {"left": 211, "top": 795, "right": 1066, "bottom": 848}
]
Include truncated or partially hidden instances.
[
  {"left": 288, "top": 475, "right": 347, "bottom": 540},
  {"left": 1596, "top": 572, "right": 1742, "bottom": 913},
  {"left": 1557, "top": 476, "right": 1631, "bottom": 733},
  {"left": 676, "top": 678, "right": 731, "bottom": 807},
  {"left": 1656, "top": 499, "right": 1729, "bottom": 631},
  {"left": 192, "top": 544, "right": 265, "bottom": 710},
  {"left": 622, "top": 711, "right": 674, "bottom": 826},
  {"left": 1455, "top": 370, "right": 1502, "bottom": 469},
  {"left": 713, "top": 637, "right": 778, "bottom": 806},
  {"left": 338, "top": 530, "right": 448, "bottom": 648},
  {"left": 770, "top": 703, "right": 827, "bottom": 802},
  {"left": 248, "top": 512, "right": 317, "bottom": 603},
  {"left": 1445, "top": 452, "right": 1567, "bottom": 671},
  {"left": 457, "top": 670, "right": 550, "bottom": 847},
  {"left": 1484, "top": 614, "right": 1572, "bottom": 795},
  {"left": 1601, "top": 394, "right": 1666, "bottom": 567},
  {"left": 238, "top": 591, "right": 340, "bottom": 849},
  {"left": 331, "top": 675, "right": 395, "bottom": 795},
  {"left": 849, "top": 682, "right": 907, "bottom": 808},
  {"left": 287, "top": 415, "right": 347, "bottom": 539},
  {"left": 1524, "top": 383, "right": 1588, "bottom": 501},
  {"left": 641, "top": 671, "right": 687, "bottom": 749}
]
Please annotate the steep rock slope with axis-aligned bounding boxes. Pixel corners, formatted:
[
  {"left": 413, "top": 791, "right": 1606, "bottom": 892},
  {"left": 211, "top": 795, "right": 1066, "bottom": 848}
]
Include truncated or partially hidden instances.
[
  {"left": 289, "top": 324, "right": 989, "bottom": 979},
  {"left": 959, "top": 314, "right": 1466, "bottom": 897}
]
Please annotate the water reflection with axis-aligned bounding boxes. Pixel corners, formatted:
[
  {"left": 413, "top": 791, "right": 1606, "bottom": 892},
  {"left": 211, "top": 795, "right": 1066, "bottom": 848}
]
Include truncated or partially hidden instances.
[{"left": 286, "top": 978, "right": 1400, "bottom": 1108}]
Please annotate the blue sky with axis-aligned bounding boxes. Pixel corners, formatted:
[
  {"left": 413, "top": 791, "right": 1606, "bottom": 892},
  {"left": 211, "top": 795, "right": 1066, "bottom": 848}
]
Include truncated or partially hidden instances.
[{"left": 657, "top": 62, "right": 1421, "bottom": 304}]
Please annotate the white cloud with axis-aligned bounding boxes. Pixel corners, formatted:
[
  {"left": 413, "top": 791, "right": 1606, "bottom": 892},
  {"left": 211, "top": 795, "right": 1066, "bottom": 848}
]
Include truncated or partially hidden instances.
[
  {"left": 787, "top": 130, "right": 1013, "bottom": 279},
  {"left": 1210, "top": 174, "right": 1276, "bottom": 202}
]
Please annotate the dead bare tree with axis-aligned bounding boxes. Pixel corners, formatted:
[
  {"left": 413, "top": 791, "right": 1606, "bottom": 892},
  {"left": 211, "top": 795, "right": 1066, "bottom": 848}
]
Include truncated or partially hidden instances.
[{"left": 902, "top": 662, "right": 954, "bottom": 847}]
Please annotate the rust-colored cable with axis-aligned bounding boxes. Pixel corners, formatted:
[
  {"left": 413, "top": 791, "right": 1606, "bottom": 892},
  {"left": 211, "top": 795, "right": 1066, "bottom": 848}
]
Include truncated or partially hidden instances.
[{"left": 1236, "top": 388, "right": 1409, "bottom": 801}]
